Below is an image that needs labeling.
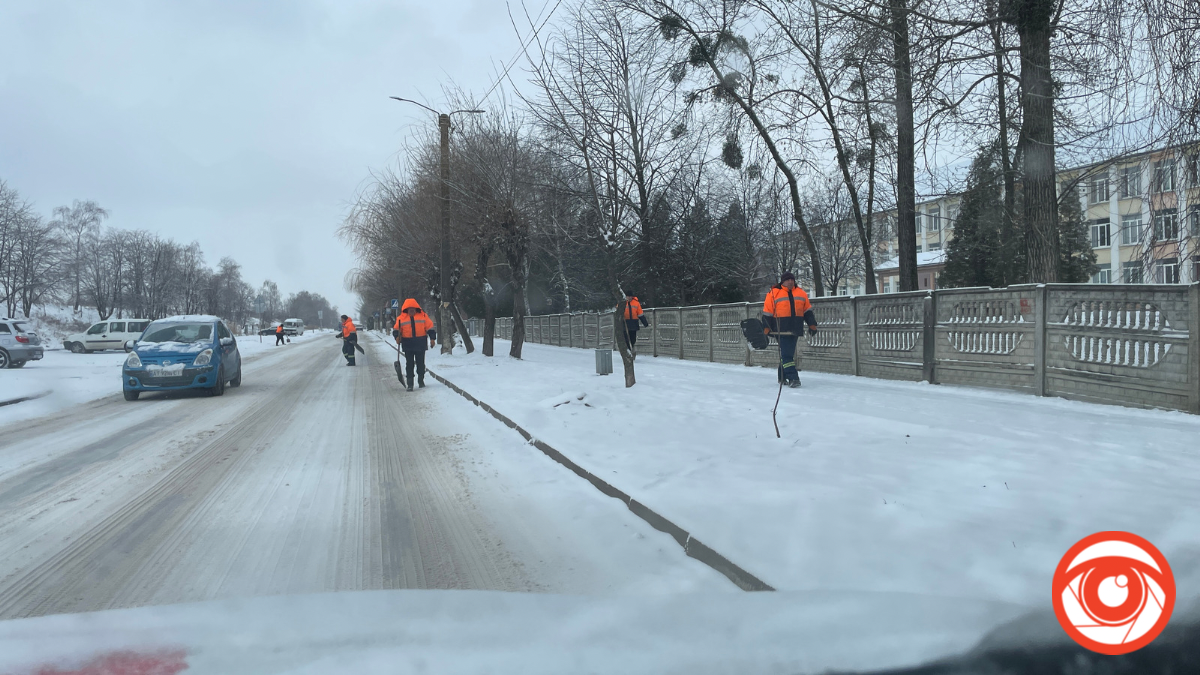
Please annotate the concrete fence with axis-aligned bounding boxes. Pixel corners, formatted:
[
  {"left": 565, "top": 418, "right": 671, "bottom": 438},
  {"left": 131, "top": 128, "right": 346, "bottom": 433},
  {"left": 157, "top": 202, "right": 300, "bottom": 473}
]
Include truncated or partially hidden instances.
[{"left": 467, "top": 283, "right": 1200, "bottom": 414}]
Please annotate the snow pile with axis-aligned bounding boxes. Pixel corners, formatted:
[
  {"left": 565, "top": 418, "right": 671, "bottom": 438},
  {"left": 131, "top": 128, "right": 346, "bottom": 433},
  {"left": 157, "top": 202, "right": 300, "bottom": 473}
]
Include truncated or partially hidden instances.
[
  {"left": 2, "top": 305, "right": 99, "bottom": 347},
  {"left": 428, "top": 340, "right": 1200, "bottom": 612}
]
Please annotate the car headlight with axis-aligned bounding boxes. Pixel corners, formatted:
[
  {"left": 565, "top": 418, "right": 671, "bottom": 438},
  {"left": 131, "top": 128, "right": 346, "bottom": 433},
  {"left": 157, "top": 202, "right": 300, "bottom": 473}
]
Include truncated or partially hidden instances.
[
  {"left": 193, "top": 349, "right": 213, "bottom": 366},
  {"left": 125, "top": 352, "right": 142, "bottom": 368}
]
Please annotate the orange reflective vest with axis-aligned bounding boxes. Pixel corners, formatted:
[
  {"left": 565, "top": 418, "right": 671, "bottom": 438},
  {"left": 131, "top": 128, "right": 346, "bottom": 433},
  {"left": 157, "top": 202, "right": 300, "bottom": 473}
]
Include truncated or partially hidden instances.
[
  {"left": 341, "top": 318, "right": 356, "bottom": 335},
  {"left": 393, "top": 311, "right": 433, "bottom": 338},
  {"left": 763, "top": 285, "right": 813, "bottom": 333},
  {"left": 623, "top": 297, "right": 644, "bottom": 320},
  {"left": 275, "top": 325, "right": 283, "bottom": 334}
]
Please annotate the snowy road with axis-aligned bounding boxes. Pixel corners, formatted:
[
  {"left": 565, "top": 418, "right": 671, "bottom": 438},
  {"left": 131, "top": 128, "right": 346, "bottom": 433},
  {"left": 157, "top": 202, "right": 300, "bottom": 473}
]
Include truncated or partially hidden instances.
[{"left": 0, "top": 335, "right": 724, "bottom": 620}]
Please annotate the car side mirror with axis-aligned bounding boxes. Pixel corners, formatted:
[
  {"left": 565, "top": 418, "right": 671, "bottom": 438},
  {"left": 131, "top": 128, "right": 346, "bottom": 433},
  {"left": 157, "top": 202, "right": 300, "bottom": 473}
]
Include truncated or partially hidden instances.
[
  {"left": 124, "top": 340, "right": 136, "bottom": 352},
  {"left": 220, "top": 337, "right": 234, "bottom": 347}
]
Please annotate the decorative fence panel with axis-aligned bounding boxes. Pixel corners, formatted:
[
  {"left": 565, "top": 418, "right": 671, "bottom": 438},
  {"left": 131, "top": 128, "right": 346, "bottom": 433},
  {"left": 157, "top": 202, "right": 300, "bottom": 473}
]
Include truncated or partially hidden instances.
[
  {"left": 464, "top": 283, "right": 1199, "bottom": 414},
  {"left": 853, "top": 292, "right": 929, "bottom": 382},
  {"left": 933, "top": 285, "right": 1040, "bottom": 392},
  {"left": 799, "top": 297, "right": 854, "bottom": 376},
  {"left": 1044, "top": 285, "right": 1195, "bottom": 411}
]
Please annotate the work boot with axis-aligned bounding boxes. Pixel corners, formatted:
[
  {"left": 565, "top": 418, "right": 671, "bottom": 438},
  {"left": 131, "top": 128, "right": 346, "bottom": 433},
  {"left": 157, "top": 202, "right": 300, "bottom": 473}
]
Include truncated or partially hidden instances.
[
  {"left": 418, "top": 374, "right": 425, "bottom": 388},
  {"left": 406, "top": 384, "right": 414, "bottom": 392},
  {"left": 786, "top": 379, "right": 801, "bottom": 388}
]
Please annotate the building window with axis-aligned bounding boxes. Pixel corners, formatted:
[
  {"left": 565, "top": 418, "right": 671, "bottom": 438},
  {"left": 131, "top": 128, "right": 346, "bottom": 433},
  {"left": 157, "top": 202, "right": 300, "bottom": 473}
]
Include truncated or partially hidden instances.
[
  {"left": 1153, "top": 159, "right": 1176, "bottom": 193},
  {"left": 1088, "top": 172, "right": 1109, "bottom": 204},
  {"left": 916, "top": 243, "right": 923, "bottom": 253},
  {"left": 927, "top": 207, "right": 941, "bottom": 232},
  {"left": 921, "top": 275, "right": 930, "bottom": 288},
  {"left": 915, "top": 213, "right": 923, "bottom": 233},
  {"left": 1154, "top": 208, "right": 1180, "bottom": 241},
  {"left": 1091, "top": 268, "right": 1113, "bottom": 284},
  {"left": 928, "top": 241, "right": 942, "bottom": 251},
  {"left": 1120, "top": 214, "right": 1144, "bottom": 245},
  {"left": 947, "top": 207, "right": 958, "bottom": 229},
  {"left": 1122, "top": 260, "right": 1144, "bottom": 284},
  {"left": 1090, "top": 219, "right": 1111, "bottom": 248},
  {"left": 1119, "top": 166, "right": 1141, "bottom": 199},
  {"left": 1156, "top": 258, "right": 1180, "bottom": 284},
  {"left": 882, "top": 279, "right": 892, "bottom": 293},
  {"left": 1190, "top": 206, "right": 1200, "bottom": 238},
  {"left": 1188, "top": 153, "right": 1200, "bottom": 187}
]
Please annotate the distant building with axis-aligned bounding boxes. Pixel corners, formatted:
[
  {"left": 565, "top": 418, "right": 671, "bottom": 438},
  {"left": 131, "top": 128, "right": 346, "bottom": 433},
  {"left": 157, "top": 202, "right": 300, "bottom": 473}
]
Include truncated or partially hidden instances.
[{"left": 875, "top": 251, "right": 947, "bottom": 293}]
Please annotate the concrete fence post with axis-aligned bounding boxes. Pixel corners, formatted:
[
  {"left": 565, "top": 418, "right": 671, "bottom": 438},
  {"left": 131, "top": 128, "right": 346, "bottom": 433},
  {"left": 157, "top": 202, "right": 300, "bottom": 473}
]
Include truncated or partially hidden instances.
[
  {"left": 744, "top": 303, "right": 753, "bottom": 367},
  {"left": 679, "top": 308, "right": 685, "bottom": 360},
  {"left": 848, "top": 296, "right": 861, "bottom": 377},
  {"left": 1190, "top": 282, "right": 1200, "bottom": 414},
  {"left": 708, "top": 305, "right": 715, "bottom": 362},
  {"left": 651, "top": 309, "right": 658, "bottom": 358},
  {"left": 1034, "top": 284, "right": 1048, "bottom": 397},
  {"left": 922, "top": 292, "right": 937, "bottom": 383}
]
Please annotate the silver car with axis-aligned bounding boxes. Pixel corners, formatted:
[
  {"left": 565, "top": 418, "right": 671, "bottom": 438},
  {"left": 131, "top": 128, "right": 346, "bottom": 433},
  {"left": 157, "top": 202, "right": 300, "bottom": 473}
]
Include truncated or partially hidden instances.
[{"left": 0, "top": 317, "right": 44, "bottom": 368}]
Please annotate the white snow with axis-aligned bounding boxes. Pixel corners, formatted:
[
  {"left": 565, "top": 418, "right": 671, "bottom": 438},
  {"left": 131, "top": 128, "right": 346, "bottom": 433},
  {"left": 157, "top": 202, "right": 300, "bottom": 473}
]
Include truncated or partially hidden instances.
[
  {"left": 0, "top": 588, "right": 1033, "bottom": 675},
  {"left": 876, "top": 250, "right": 947, "bottom": 270},
  {"left": 427, "top": 339, "right": 1200, "bottom": 614},
  {"left": 0, "top": 330, "right": 332, "bottom": 428}
]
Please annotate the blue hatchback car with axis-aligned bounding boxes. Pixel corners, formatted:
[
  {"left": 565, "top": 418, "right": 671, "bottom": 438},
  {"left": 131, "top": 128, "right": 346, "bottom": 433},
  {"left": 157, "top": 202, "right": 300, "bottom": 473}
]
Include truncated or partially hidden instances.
[{"left": 122, "top": 315, "right": 242, "bottom": 401}]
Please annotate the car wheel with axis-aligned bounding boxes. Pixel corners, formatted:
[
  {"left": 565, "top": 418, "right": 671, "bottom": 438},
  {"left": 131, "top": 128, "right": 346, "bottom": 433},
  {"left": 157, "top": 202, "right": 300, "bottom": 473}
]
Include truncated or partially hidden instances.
[
  {"left": 123, "top": 390, "right": 140, "bottom": 401},
  {"left": 210, "top": 367, "right": 226, "bottom": 396},
  {"left": 0, "top": 350, "right": 8, "bottom": 369},
  {"left": 229, "top": 363, "right": 242, "bottom": 388},
  {"left": 69, "top": 342, "right": 85, "bottom": 354}
]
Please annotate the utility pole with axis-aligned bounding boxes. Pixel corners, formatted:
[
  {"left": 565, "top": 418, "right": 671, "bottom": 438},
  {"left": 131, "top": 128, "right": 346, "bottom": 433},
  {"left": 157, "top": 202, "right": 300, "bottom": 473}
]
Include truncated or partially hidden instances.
[
  {"left": 439, "top": 113, "right": 453, "bottom": 354},
  {"left": 389, "top": 97, "right": 484, "bottom": 356}
]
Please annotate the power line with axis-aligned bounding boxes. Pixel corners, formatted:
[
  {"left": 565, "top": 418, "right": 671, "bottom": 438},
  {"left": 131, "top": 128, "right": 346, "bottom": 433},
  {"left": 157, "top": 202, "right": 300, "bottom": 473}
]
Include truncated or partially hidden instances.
[{"left": 476, "top": 0, "right": 565, "bottom": 106}]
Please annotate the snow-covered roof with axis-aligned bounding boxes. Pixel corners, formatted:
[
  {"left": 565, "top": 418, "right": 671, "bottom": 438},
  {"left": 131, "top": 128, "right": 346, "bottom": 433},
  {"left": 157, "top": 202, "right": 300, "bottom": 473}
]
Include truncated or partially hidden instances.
[
  {"left": 875, "top": 250, "right": 947, "bottom": 272},
  {"left": 154, "top": 315, "right": 224, "bottom": 323}
]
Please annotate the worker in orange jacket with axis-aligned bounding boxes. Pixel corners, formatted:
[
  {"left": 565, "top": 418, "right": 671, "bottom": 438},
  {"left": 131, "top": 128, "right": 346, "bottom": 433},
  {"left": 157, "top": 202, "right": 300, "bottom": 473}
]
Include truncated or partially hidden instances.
[
  {"left": 762, "top": 271, "right": 817, "bottom": 388},
  {"left": 274, "top": 323, "right": 285, "bottom": 346},
  {"left": 335, "top": 314, "right": 358, "bottom": 366},
  {"left": 392, "top": 299, "right": 436, "bottom": 391},
  {"left": 621, "top": 293, "right": 650, "bottom": 355}
]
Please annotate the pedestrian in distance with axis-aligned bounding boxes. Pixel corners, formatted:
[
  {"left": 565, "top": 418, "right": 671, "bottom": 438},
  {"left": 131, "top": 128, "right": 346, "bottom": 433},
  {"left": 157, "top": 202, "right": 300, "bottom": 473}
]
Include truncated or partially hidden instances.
[
  {"left": 762, "top": 271, "right": 818, "bottom": 388},
  {"left": 275, "top": 323, "right": 285, "bottom": 346},
  {"left": 335, "top": 314, "right": 358, "bottom": 366},
  {"left": 621, "top": 292, "right": 649, "bottom": 356},
  {"left": 392, "top": 299, "right": 436, "bottom": 391}
]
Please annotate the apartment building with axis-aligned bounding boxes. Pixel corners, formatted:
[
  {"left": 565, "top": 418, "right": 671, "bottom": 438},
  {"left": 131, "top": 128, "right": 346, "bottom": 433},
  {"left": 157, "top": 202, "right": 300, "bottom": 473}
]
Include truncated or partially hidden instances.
[
  {"left": 829, "top": 144, "right": 1199, "bottom": 295},
  {"left": 1065, "top": 147, "right": 1200, "bottom": 286}
]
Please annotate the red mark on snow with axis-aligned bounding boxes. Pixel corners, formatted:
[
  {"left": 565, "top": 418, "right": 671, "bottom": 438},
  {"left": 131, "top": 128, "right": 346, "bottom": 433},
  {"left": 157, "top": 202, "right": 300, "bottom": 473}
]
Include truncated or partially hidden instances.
[{"left": 28, "top": 649, "right": 188, "bottom": 675}]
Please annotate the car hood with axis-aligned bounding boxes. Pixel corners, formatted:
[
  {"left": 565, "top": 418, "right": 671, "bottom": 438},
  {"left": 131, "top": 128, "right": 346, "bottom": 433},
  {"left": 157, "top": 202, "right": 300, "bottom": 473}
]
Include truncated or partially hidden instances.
[
  {"left": 136, "top": 342, "right": 214, "bottom": 357},
  {"left": 0, "top": 589, "right": 1050, "bottom": 675}
]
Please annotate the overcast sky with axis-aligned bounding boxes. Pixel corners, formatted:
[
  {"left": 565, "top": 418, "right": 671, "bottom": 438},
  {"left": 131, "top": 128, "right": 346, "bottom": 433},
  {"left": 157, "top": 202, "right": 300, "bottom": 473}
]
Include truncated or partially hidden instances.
[{"left": 1, "top": 0, "right": 544, "bottom": 315}]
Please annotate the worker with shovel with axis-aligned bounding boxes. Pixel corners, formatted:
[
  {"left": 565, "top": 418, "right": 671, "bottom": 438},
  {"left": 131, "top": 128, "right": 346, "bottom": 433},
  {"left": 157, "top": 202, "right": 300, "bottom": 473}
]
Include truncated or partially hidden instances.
[
  {"left": 335, "top": 314, "right": 363, "bottom": 366},
  {"left": 392, "top": 299, "right": 436, "bottom": 392},
  {"left": 761, "top": 271, "right": 817, "bottom": 388}
]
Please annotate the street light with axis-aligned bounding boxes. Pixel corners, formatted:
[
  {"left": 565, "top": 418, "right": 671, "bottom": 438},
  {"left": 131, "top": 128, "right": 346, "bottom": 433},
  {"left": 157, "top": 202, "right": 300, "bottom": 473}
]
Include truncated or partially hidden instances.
[{"left": 389, "top": 97, "right": 484, "bottom": 355}]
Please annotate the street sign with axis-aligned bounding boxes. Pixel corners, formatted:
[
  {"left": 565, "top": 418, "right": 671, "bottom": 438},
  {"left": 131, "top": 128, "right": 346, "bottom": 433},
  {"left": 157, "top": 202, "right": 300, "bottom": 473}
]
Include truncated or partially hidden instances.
[
  {"left": 317, "top": 310, "right": 323, "bottom": 320},
  {"left": 253, "top": 294, "right": 265, "bottom": 313},
  {"left": 374, "top": 311, "right": 380, "bottom": 317},
  {"left": 390, "top": 299, "right": 400, "bottom": 309}
]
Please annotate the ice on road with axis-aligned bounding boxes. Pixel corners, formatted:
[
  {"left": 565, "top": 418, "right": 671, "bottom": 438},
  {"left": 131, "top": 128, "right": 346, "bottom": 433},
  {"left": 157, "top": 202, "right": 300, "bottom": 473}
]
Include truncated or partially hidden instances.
[{"left": 0, "top": 334, "right": 725, "bottom": 620}]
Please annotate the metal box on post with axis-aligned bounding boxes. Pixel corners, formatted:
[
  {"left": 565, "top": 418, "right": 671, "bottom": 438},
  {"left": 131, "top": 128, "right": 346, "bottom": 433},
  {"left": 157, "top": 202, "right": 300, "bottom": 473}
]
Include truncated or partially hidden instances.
[{"left": 595, "top": 349, "right": 613, "bottom": 375}]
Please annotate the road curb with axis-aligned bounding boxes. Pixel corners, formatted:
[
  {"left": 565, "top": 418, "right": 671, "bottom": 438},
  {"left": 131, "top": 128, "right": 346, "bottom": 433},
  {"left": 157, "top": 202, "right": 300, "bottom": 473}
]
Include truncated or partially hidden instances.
[
  {"left": 0, "top": 391, "right": 51, "bottom": 408},
  {"left": 425, "top": 366, "right": 775, "bottom": 592}
]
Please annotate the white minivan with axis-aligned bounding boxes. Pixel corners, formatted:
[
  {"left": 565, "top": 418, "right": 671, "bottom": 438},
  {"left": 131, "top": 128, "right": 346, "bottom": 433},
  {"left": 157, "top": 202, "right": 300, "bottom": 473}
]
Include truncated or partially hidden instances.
[{"left": 65, "top": 319, "right": 151, "bottom": 353}]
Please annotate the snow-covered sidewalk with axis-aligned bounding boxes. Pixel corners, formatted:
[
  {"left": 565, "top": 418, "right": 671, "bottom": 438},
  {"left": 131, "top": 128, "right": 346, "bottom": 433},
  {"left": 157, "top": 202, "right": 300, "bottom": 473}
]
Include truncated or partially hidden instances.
[{"left": 428, "top": 339, "right": 1200, "bottom": 610}]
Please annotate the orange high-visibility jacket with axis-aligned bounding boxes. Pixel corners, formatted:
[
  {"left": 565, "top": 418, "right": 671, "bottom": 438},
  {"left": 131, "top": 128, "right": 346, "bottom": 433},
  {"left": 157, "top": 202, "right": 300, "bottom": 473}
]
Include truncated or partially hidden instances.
[
  {"left": 393, "top": 299, "right": 434, "bottom": 339},
  {"left": 275, "top": 324, "right": 283, "bottom": 334},
  {"left": 341, "top": 317, "right": 356, "bottom": 335},
  {"left": 763, "top": 285, "right": 814, "bottom": 334},
  {"left": 623, "top": 297, "right": 644, "bottom": 320}
]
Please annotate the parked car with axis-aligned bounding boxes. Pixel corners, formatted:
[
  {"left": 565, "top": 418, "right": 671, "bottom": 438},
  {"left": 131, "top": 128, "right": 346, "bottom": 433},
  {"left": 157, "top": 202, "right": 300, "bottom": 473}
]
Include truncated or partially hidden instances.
[
  {"left": 65, "top": 319, "right": 151, "bottom": 353},
  {"left": 121, "top": 315, "right": 242, "bottom": 401},
  {"left": 282, "top": 318, "right": 305, "bottom": 336},
  {"left": 0, "top": 317, "right": 44, "bottom": 368}
]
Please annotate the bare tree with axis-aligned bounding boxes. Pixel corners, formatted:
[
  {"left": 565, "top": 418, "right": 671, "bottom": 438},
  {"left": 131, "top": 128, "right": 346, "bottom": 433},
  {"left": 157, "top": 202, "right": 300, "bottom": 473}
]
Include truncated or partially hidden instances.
[{"left": 51, "top": 200, "right": 109, "bottom": 313}]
